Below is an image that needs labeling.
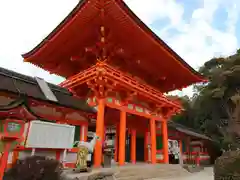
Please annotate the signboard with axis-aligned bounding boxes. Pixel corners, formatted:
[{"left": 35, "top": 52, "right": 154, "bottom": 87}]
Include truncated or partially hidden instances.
[
  {"left": 25, "top": 121, "right": 75, "bottom": 149},
  {"left": 7, "top": 122, "right": 21, "bottom": 133},
  {"left": 0, "top": 119, "right": 25, "bottom": 138}
]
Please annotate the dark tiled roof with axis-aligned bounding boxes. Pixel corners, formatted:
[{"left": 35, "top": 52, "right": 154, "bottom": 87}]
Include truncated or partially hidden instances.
[
  {"left": 0, "top": 67, "right": 95, "bottom": 113},
  {"left": 168, "top": 121, "right": 212, "bottom": 141}
]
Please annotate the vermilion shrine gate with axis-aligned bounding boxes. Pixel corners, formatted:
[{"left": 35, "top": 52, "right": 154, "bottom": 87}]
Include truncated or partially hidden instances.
[{"left": 22, "top": 0, "right": 206, "bottom": 167}]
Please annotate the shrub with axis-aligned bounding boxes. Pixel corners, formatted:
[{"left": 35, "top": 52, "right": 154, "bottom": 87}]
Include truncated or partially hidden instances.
[
  {"left": 214, "top": 150, "right": 240, "bottom": 180},
  {"left": 3, "top": 156, "right": 63, "bottom": 180}
]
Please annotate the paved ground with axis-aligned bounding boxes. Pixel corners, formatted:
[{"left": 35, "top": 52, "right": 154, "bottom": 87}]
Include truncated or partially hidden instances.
[{"left": 150, "top": 167, "right": 214, "bottom": 180}]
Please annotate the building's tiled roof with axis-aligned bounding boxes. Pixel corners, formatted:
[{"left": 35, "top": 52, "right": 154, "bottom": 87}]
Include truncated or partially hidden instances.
[
  {"left": 0, "top": 67, "right": 95, "bottom": 113},
  {"left": 168, "top": 121, "right": 212, "bottom": 141}
]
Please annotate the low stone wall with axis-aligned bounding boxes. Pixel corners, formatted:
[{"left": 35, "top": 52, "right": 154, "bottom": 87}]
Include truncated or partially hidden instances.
[{"left": 214, "top": 150, "right": 240, "bottom": 180}]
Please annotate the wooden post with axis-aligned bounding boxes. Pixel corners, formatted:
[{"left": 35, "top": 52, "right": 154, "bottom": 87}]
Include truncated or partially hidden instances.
[
  {"left": 187, "top": 137, "right": 191, "bottom": 153},
  {"left": 162, "top": 120, "right": 169, "bottom": 164},
  {"left": 62, "top": 149, "right": 67, "bottom": 165},
  {"left": 0, "top": 143, "right": 11, "bottom": 180},
  {"left": 114, "top": 124, "right": 119, "bottom": 162},
  {"left": 56, "top": 150, "right": 61, "bottom": 161},
  {"left": 94, "top": 98, "right": 105, "bottom": 167},
  {"left": 11, "top": 151, "right": 19, "bottom": 166},
  {"left": 179, "top": 140, "right": 183, "bottom": 165},
  {"left": 80, "top": 124, "right": 88, "bottom": 142},
  {"left": 131, "top": 129, "right": 136, "bottom": 164},
  {"left": 196, "top": 153, "right": 200, "bottom": 166},
  {"left": 31, "top": 148, "right": 36, "bottom": 156},
  {"left": 150, "top": 118, "right": 156, "bottom": 164},
  {"left": 118, "top": 111, "right": 126, "bottom": 166},
  {"left": 144, "top": 131, "right": 148, "bottom": 162},
  {"left": 186, "top": 137, "right": 191, "bottom": 163}
]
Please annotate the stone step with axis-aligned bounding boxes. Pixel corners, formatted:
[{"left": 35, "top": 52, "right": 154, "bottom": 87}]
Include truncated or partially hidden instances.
[
  {"left": 117, "top": 173, "right": 188, "bottom": 180},
  {"left": 115, "top": 165, "right": 190, "bottom": 180},
  {"left": 115, "top": 169, "right": 182, "bottom": 178},
  {"left": 63, "top": 164, "right": 190, "bottom": 180},
  {"left": 115, "top": 166, "right": 184, "bottom": 173}
]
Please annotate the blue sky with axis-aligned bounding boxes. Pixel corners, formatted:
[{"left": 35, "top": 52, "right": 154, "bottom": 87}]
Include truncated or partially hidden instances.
[{"left": 0, "top": 0, "right": 239, "bottom": 96}]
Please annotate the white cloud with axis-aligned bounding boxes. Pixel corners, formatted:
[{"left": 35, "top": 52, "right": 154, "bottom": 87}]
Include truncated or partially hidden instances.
[
  {"left": 0, "top": 0, "right": 239, "bottom": 97},
  {"left": 0, "top": 0, "right": 79, "bottom": 83},
  {"left": 192, "top": 0, "right": 220, "bottom": 22},
  {"left": 151, "top": 0, "right": 238, "bottom": 68},
  {"left": 125, "top": 0, "right": 184, "bottom": 27},
  {"left": 125, "top": 0, "right": 240, "bottom": 96}
]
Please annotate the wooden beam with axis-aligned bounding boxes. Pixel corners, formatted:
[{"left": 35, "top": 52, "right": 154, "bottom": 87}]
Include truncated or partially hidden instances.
[{"left": 60, "top": 63, "right": 181, "bottom": 111}]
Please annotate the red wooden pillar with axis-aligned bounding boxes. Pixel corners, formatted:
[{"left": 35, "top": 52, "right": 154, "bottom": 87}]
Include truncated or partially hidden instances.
[
  {"left": 131, "top": 129, "right": 136, "bottom": 164},
  {"left": 80, "top": 124, "right": 88, "bottom": 142},
  {"left": 11, "top": 151, "right": 19, "bottom": 166},
  {"left": 0, "top": 143, "right": 11, "bottom": 180},
  {"left": 150, "top": 118, "right": 156, "bottom": 164},
  {"left": 196, "top": 155, "right": 200, "bottom": 166},
  {"left": 118, "top": 111, "right": 126, "bottom": 166},
  {"left": 144, "top": 131, "right": 149, "bottom": 162},
  {"left": 162, "top": 120, "right": 169, "bottom": 164},
  {"left": 186, "top": 138, "right": 189, "bottom": 153},
  {"left": 186, "top": 137, "right": 191, "bottom": 162},
  {"left": 178, "top": 139, "right": 183, "bottom": 165},
  {"left": 179, "top": 140, "right": 182, "bottom": 155},
  {"left": 94, "top": 99, "right": 105, "bottom": 167}
]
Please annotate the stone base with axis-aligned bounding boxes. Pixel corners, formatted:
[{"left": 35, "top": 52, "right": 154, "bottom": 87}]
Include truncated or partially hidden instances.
[
  {"left": 88, "top": 172, "right": 115, "bottom": 180},
  {"left": 62, "top": 170, "right": 115, "bottom": 180},
  {"left": 182, "top": 165, "right": 204, "bottom": 173},
  {"left": 62, "top": 163, "right": 191, "bottom": 180}
]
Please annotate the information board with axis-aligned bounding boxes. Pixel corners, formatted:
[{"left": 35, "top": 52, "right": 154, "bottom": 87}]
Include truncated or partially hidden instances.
[{"left": 25, "top": 120, "right": 75, "bottom": 149}]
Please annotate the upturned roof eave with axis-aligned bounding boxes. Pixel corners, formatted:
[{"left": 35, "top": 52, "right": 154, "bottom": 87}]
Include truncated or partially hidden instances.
[{"left": 22, "top": 0, "right": 87, "bottom": 59}]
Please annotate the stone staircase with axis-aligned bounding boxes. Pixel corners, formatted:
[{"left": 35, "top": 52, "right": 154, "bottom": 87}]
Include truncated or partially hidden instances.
[
  {"left": 64, "top": 164, "right": 191, "bottom": 180},
  {"left": 114, "top": 164, "right": 190, "bottom": 180}
]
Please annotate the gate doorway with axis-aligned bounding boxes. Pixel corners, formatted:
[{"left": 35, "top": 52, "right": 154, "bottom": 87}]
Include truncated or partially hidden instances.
[{"left": 136, "top": 135, "right": 144, "bottom": 162}]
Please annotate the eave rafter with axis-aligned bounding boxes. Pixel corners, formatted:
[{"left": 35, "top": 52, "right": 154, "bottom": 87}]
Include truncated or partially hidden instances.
[{"left": 60, "top": 63, "right": 182, "bottom": 112}]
